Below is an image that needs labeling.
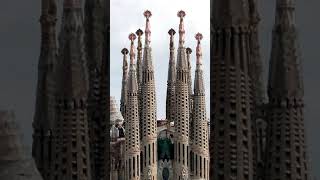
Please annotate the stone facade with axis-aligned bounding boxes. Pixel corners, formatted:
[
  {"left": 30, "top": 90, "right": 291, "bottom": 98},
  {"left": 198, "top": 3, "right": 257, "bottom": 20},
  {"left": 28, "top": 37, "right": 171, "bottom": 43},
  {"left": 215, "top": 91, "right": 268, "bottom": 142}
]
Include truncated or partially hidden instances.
[{"left": 210, "top": 0, "right": 255, "bottom": 179}]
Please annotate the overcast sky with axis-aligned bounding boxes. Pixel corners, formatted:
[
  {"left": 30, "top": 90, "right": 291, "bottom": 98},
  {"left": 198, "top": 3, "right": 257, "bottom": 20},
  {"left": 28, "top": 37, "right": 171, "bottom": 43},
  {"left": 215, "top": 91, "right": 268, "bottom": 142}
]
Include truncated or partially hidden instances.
[
  {"left": 0, "top": 0, "right": 319, "bottom": 178},
  {"left": 110, "top": 0, "right": 211, "bottom": 119}
]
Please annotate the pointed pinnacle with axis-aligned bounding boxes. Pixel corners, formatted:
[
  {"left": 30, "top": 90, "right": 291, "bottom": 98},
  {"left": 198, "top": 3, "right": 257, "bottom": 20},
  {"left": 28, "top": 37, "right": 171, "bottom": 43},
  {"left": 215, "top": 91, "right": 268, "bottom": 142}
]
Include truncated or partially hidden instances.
[
  {"left": 177, "top": 10, "right": 186, "bottom": 46},
  {"left": 144, "top": 10, "right": 152, "bottom": 45},
  {"left": 168, "top": 28, "right": 176, "bottom": 49},
  {"left": 129, "top": 33, "right": 136, "bottom": 64},
  {"left": 195, "top": 33, "right": 203, "bottom": 64},
  {"left": 121, "top": 48, "right": 128, "bottom": 70}
]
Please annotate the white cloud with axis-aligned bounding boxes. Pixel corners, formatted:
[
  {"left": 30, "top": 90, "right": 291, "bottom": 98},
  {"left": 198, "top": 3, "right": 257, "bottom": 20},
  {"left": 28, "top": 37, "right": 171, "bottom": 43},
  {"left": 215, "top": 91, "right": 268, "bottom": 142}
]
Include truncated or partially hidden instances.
[{"left": 110, "top": 0, "right": 210, "bottom": 119}]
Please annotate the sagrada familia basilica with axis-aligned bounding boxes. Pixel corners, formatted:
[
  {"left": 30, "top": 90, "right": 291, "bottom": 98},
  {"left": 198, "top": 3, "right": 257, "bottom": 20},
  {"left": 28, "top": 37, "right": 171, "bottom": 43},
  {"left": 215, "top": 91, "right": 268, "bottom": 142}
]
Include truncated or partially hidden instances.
[
  {"left": 110, "top": 10, "right": 209, "bottom": 180},
  {"left": 28, "top": 0, "right": 311, "bottom": 180}
]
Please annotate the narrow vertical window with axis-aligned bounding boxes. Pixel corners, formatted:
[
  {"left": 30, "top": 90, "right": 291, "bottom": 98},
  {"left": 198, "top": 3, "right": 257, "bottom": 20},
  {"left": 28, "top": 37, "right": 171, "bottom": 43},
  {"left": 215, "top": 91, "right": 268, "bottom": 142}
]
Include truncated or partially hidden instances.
[
  {"left": 133, "top": 156, "right": 135, "bottom": 177},
  {"left": 144, "top": 146, "right": 147, "bottom": 167},
  {"left": 183, "top": 144, "right": 185, "bottom": 165},
  {"left": 148, "top": 144, "right": 151, "bottom": 165},
  {"left": 152, "top": 142, "right": 155, "bottom": 164},
  {"left": 137, "top": 155, "right": 139, "bottom": 176},
  {"left": 196, "top": 154, "right": 198, "bottom": 175}
]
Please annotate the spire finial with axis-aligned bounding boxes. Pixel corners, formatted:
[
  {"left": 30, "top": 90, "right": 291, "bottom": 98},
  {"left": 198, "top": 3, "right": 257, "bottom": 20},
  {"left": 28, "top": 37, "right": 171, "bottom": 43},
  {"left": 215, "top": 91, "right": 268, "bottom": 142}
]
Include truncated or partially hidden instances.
[
  {"left": 168, "top": 28, "right": 176, "bottom": 49},
  {"left": 63, "top": 0, "right": 81, "bottom": 9},
  {"left": 129, "top": 33, "right": 136, "bottom": 64},
  {"left": 195, "top": 33, "right": 203, "bottom": 64},
  {"left": 136, "top": 29, "right": 143, "bottom": 50},
  {"left": 186, "top": 47, "right": 192, "bottom": 55},
  {"left": 121, "top": 48, "right": 128, "bottom": 70},
  {"left": 177, "top": 10, "right": 186, "bottom": 46},
  {"left": 144, "top": 10, "right": 152, "bottom": 46},
  {"left": 121, "top": 48, "right": 129, "bottom": 55},
  {"left": 136, "top": 29, "right": 144, "bottom": 37}
]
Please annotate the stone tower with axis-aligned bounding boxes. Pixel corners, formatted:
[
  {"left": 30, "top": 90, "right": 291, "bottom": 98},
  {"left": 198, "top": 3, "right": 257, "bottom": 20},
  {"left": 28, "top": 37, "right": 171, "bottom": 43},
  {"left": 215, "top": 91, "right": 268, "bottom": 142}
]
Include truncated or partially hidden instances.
[
  {"left": 264, "top": 0, "right": 310, "bottom": 179},
  {"left": 166, "top": 28, "right": 176, "bottom": 123},
  {"left": 210, "top": 0, "right": 254, "bottom": 179},
  {"left": 136, "top": 29, "right": 144, "bottom": 141},
  {"left": 186, "top": 47, "right": 194, "bottom": 121},
  {"left": 53, "top": 0, "right": 91, "bottom": 179},
  {"left": 173, "top": 10, "right": 190, "bottom": 179},
  {"left": 140, "top": 10, "right": 158, "bottom": 179},
  {"left": 120, "top": 48, "right": 129, "bottom": 118},
  {"left": 124, "top": 33, "right": 141, "bottom": 180},
  {"left": 247, "top": 0, "right": 266, "bottom": 179},
  {"left": 186, "top": 47, "right": 194, "bottom": 143},
  {"left": 32, "top": 0, "right": 57, "bottom": 178},
  {"left": 84, "top": 1, "right": 107, "bottom": 179},
  {"left": 190, "top": 33, "right": 209, "bottom": 180},
  {"left": 136, "top": 29, "right": 144, "bottom": 90}
]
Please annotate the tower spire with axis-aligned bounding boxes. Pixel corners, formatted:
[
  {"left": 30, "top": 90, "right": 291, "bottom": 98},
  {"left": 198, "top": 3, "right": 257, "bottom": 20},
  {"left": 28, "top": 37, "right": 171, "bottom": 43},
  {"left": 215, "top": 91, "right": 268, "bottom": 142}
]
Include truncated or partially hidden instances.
[
  {"left": 135, "top": 29, "right": 144, "bottom": 145},
  {"left": 210, "top": 0, "right": 254, "bottom": 178},
  {"left": 144, "top": 10, "right": 152, "bottom": 47},
  {"left": 125, "top": 33, "right": 141, "bottom": 180},
  {"left": 195, "top": 33, "right": 203, "bottom": 65},
  {"left": 166, "top": 28, "right": 176, "bottom": 123},
  {"left": 177, "top": 10, "right": 186, "bottom": 46},
  {"left": 54, "top": 1, "right": 92, "bottom": 179},
  {"left": 191, "top": 33, "right": 209, "bottom": 179},
  {"left": 129, "top": 33, "right": 136, "bottom": 65},
  {"left": 136, "top": 29, "right": 144, "bottom": 86},
  {"left": 120, "top": 48, "right": 129, "bottom": 118},
  {"left": 173, "top": 10, "right": 190, "bottom": 179},
  {"left": 141, "top": 10, "right": 158, "bottom": 179},
  {"left": 264, "top": 1, "right": 309, "bottom": 178},
  {"left": 32, "top": 0, "right": 57, "bottom": 178}
]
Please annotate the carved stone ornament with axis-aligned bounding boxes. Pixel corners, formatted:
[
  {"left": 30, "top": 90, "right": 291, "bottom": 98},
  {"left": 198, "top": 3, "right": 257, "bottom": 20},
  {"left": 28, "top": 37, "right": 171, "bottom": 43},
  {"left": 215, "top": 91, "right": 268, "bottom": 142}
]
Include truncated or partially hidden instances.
[
  {"left": 181, "top": 167, "right": 187, "bottom": 180},
  {"left": 147, "top": 169, "right": 152, "bottom": 180}
]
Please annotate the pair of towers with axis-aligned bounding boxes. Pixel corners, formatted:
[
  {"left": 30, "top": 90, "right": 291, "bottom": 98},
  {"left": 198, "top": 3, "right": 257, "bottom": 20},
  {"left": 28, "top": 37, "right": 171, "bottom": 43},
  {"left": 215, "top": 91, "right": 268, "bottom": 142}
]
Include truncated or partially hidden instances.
[
  {"left": 120, "top": 10, "right": 209, "bottom": 180},
  {"left": 33, "top": 0, "right": 108, "bottom": 180},
  {"left": 120, "top": 10, "right": 158, "bottom": 180},
  {"left": 210, "top": 0, "right": 310, "bottom": 180}
]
